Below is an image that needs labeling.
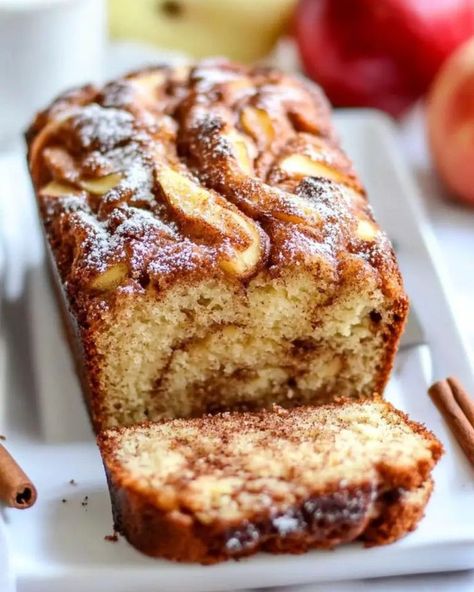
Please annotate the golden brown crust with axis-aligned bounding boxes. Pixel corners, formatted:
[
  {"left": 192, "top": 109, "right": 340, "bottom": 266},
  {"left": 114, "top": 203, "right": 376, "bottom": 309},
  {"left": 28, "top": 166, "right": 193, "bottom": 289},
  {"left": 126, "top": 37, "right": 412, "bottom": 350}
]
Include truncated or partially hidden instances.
[
  {"left": 98, "top": 401, "right": 442, "bottom": 564},
  {"left": 26, "top": 59, "right": 405, "bottom": 308},
  {"left": 105, "top": 476, "right": 375, "bottom": 563},
  {"left": 105, "top": 480, "right": 433, "bottom": 563},
  {"left": 362, "top": 479, "right": 434, "bottom": 546},
  {"left": 26, "top": 59, "right": 408, "bottom": 430}
]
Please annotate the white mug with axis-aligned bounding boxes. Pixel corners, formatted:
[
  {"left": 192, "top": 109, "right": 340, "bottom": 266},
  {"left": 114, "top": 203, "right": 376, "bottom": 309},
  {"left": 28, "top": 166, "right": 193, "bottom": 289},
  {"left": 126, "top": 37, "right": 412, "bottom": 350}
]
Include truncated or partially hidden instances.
[{"left": 0, "top": 0, "right": 106, "bottom": 147}]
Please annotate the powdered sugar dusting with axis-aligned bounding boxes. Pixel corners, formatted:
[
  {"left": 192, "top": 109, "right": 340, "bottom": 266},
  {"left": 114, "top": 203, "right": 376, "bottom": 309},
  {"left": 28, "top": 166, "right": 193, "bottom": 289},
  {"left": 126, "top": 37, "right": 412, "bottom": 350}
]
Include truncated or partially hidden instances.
[
  {"left": 272, "top": 514, "right": 300, "bottom": 535},
  {"left": 147, "top": 239, "right": 217, "bottom": 280},
  {"left": 70, "top": 211, "right": 123, "bottom": 275},
  {"left": 100, "top": 81, "right": 135, "bottom": 110},
  {"left": 35, "top": 61, "right": 397, "bottom": 297},
  {"left": 107, "top": 159, "right": 155, "bottom": 206},
  {"left": 192, "top": 64, "right": 243, "bottom": 90},
  {"left": 114, "top": 208, "right": 176, "bottom": 239},
  {"left": 70, "top": 104, "right": 134, "bottom": 152}
]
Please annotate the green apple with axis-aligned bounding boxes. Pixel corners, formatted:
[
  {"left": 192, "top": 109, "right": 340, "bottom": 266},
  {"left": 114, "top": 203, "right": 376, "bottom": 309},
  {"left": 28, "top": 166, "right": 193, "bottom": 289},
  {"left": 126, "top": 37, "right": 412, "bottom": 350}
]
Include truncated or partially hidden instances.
[{"left": 108, "top": 0, "right": 297, "bottom": 62}]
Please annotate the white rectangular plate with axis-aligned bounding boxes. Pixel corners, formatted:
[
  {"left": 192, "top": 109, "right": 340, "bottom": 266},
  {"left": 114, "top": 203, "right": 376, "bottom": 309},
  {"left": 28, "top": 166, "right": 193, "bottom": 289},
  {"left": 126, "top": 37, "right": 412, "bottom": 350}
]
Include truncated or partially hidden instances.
[{"left": 3, "top": 111, "right": 474, "bottom": 592}]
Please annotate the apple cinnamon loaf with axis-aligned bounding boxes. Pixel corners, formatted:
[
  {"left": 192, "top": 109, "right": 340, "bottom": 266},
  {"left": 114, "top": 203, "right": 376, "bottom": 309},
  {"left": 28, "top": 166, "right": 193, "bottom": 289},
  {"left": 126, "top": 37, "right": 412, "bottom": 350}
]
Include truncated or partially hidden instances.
[
  {"left": 27, "top": 60, "right": 408, "bottom": 431},
  {"left": 98, "top": 400, "right": 442, "bottom": 563}
]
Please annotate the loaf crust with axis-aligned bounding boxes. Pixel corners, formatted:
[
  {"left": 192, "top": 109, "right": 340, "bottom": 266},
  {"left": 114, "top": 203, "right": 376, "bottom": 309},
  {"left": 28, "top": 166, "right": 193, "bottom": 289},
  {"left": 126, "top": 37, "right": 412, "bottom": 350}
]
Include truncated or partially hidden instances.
[
  {"left": 98, "top": 401, "right": 442, "bottom": 564},
  {"left": 27, "top": 60, "right": 408, "bottom": 430}
]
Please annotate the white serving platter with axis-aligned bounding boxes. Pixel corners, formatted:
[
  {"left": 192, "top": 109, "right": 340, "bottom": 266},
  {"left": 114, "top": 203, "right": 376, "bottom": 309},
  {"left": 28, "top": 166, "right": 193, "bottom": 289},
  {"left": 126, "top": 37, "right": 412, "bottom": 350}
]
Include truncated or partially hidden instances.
[{"left": 2, "top": 111, "right": 474, "bottom": 592}]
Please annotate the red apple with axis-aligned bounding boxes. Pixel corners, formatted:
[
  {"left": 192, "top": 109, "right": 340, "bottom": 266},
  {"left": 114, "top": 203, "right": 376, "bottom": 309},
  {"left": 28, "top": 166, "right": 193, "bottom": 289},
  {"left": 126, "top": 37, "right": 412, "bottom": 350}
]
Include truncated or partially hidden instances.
[
  {"left": 427, "top": 38, "right": 474, "bottom": 206},
  {"left": 295, "top": 0, "right": 474, "bottom": 117}
]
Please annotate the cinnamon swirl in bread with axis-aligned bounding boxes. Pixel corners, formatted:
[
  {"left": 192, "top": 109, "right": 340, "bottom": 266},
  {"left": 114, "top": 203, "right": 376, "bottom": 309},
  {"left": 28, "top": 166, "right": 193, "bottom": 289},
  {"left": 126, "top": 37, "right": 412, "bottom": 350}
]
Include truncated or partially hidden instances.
[
  {"left": 98, "top": 400, "right": 442, "bottom": 563},
  {"left": 26, "top": 60, "right": 408, "bottom": 430}
]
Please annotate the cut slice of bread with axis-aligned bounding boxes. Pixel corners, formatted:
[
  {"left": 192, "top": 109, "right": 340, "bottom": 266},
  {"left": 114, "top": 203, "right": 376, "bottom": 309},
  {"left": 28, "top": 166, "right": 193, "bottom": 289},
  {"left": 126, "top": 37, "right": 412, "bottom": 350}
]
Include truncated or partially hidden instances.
[{"left": 98, "top": 399, "right": 442, "bottom": 563}]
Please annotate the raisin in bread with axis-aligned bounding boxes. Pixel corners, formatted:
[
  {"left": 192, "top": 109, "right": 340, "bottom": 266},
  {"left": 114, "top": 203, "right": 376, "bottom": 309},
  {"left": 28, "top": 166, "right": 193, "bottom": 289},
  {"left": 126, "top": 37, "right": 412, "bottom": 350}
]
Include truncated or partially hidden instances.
[
  {"left": 27, "top": 60, "right": 408, "bottom": 430},
  {"left": 98, "top": 400, "right": 442, "bottom": 563}
]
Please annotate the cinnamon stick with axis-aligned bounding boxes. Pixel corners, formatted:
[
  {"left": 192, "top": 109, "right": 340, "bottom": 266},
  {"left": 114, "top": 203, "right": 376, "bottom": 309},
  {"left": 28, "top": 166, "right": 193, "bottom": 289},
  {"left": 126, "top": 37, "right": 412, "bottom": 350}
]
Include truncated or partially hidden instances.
[
  {"left": 429, "top": 379, "right": 474, "bottom": 466},
  {"left": 448, "top": 376, "right": 474, "bottom": 427},
  {"left": 0, "top": 444, "right": 37, "bottom": 509}
]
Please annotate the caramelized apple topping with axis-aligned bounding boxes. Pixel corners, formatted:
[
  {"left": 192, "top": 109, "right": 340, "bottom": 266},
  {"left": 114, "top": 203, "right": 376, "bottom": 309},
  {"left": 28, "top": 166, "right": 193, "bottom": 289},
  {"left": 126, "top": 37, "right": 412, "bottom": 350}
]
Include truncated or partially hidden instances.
[
  {"left": 279, "top": 154, "right": 352, "bottom": 186},
  {"left": 79, "top": 172, "right": 122, "bottom": 195},
  {"left": 130, "top": 71, "right": 166, "bottom": 93},
  {"left": 89, "top": 262, "right": 129, "bottom": 292},
  {"left": 356, "top": 219, "right": 378, "bottom": 241},
  {"left": 240, "top": 107, "right": 275, "bottom": 147},
  {"left": 225, "top": 130, "right": 256, "bottom": 174},
  {"left": 29, "top": 111, "right": 78, "bottom": 177},
  {"left": 218, "top": 214, "right": 263, "bottom": 277},
  {"left": 43, "top": 147, "right": 79, "bottom": 183},
  {"left": 156, "top": 167, "right": 263, "bottom": 277},
  {"left": 40, "top": 181, "right": 81, "bottom": 197}
]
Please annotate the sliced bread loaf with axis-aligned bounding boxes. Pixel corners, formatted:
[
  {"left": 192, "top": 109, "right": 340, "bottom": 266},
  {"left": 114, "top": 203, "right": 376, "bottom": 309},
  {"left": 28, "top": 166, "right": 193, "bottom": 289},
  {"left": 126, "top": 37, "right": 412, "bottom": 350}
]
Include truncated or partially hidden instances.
[{"left": 98, "top": 400, "right": 442, "bottom": 563}]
